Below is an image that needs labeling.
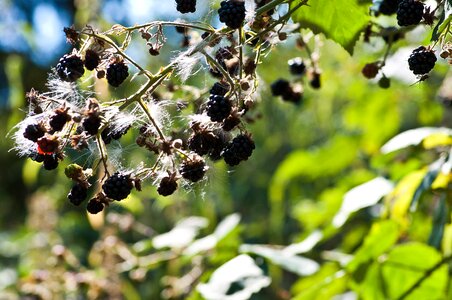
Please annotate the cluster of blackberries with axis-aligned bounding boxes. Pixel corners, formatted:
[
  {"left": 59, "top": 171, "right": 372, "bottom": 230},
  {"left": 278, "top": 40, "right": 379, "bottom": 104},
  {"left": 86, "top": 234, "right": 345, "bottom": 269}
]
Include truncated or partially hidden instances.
[
  {"left": 218, "top": 0, "right": 246, "bottom": 29},
  {"left": 408, "top": 46, "right": 437, "bottom": 75},
  {"left": 56, "top": 51, "right": 129, "bottom": 87},
  {"left": 175, "top": 0, "right": 196, "bottom": 14}
]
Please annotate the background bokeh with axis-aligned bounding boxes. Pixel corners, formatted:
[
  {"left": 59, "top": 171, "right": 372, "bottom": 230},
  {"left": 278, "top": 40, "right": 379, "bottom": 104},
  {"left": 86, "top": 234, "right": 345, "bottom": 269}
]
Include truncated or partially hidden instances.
[{"left": 0, "top": 0, "right": 450, "bottom": 299}]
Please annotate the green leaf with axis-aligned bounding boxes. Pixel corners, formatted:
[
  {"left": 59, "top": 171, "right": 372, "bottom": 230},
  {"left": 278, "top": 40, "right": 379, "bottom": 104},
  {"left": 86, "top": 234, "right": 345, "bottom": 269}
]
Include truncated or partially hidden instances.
[
  {"left": 197, "top": 254, "right": 271, "bottom": 300},
  {"left": 428, "top": 194, "right": 448, "bottom": 249},
  {"left": 290, "top": 0, "right": 371, "bottom": 54},
  {"left": 431, "top": 0, "right": 452, "bottom": 41},
  {"left": 347, "top": 220, "right": 399, "bottom": 272},
  {"left": 382, "top": 243, "right": 449, "bottom": 300},
  {"left": 333, "top": 177, "right": 394, "bottom": 227},
  {"left": 240, "top": 244, "right": 319, "bottom": 276},
  {"left": 381, "top": 127, "right": 452, "bottom": 154},
  {"left": 410, "top": 158, "right": 444, "bottom": 212}
]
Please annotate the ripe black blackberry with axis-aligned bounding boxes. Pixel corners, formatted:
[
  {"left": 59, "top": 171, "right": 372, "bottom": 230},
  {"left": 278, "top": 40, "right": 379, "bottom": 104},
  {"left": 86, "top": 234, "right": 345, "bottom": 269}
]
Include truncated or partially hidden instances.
[
  {"left": 362, "top": 63, "right": 380, "bottom": 79},
  {"left": 179, "top": 156, "right": 207, "bottom": 182},
  {"left": 408, "top": 46, "right": 437, "bottom": 75},
  {"left": 175, "top": 0, "right": 196, "bottom": 13},
  {"left": 84, "top": 50, "right": 100, "bottom": 71},
  {"left": 43, "top": 154, "right": 59, "bottom": 170},
  {"left": 68, "top": 183, "right": 88, "bottom": 206},
  {"left": 82, "top": 114, "right": 102, "bottom": 135},
  {"left": 378, "top": 0, "right": 400, "bottom": 16},
  {"left": 29, "top": 152, "right": 45, "bottom": 163},
  {"left": 106, "top": 61, "right": 129, "bottom": 87},
  {"left": 218, "top": 0, "right": 246, "bottom": 29},
  {"left": 282, "top": 90, "right": 302, "bottom": 104},
  {"left": 56, "top": 53, "right": 85, "bottom": 82},
  {"left": 23, "top": 123, "right": 45, "bottom": 142},
  {"left": 49, "top": 108, "right": 71, "bottom": 132},
  {"left": 397, "top": 0, "right": 424, "bottom": 26},
  {"left": 210, "top": 82, "right": 229, "bottom": 96},
  {"left": 208, "top": 134, "right": 227, "bottom": 161},
  {"left": 102, "top": 172, "right": 134, "bottom": 201},
  {"left": 157, "top": 176, "right": 178, "bottom": 196},
  {"left": 288, "top": 58, "right": 306, "bottom": 75},
  {"left": 206, "top": 95, "right": 232, "bottom": 122},
  {"left": 222, "top": 134, "right": 255, "bottom": 166},
  {"left": 87, "top": 199, "right": 104, "bottom": 214},
  {"left": 271, "top": 79, "right": 291, "bottom": 96}
]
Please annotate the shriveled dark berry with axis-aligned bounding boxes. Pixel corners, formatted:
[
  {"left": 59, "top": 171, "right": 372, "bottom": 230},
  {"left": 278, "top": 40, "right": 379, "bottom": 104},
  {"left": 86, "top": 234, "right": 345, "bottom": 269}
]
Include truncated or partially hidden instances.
[
  {"left": 188, "top": 131, "right": 217, "bottom": 156},
  {"left": 37, "top": 136, "right": 59, "bottom": 154},
  {"left": 102, "top": 125, "right": 131, "bottom": 144},
  {"left": 282, "top": 89, "right": 302, "bottom": 104},
  {"left": 288, "top": 57, "right": 306, "bottom": 75},
  {"left": 206, "top": 95, "right": 232, "bottom": 122},
  {"left": 106, "top": 61, "right": 129, "bottom": 87},
  {"left": 271, "top": 79, "right": 291, "bottom": 96},
  {"left": 87, "top": 199, "right": 104, "bottom": 214},
  {"left": 43, "top": 154, "right": 59, "bottom": 170},
  {"left": 179, "top": 156, "right": 207, "bottom": 182},
  {"left": 362, "top": 63, "right": 380, "bottom": 79},
  {"left": 84, "top": 50, "right": 100, "bottom": 71},
  {"left": 210, "top": 82, "right": 229, "bottom": 96},
  {"left": 175, "top": 0, "right": 196, "bottom": 13},
  {"left": 23, "top": 123, "right": 45, "bottom": 142},
  {"left": 218, "top": 0, "right": 246, "bottom": 29},
  {"left": 157, "top": 177, "right": 178, "bottom": 196},
  {"left": 49, "top": 108, "right": 71, "bottom": 132},
  {"left": 381, "top": 27, "right": 403, "bottom": 43},
  {"left": 397, "top": 0, "right": 424, "bottom": 26},
  {"left": 310, "top": 72, "right": 321, "bottom": 89},
  {"left": 102, "top": 172, "right": 134, "bottom": 201},
  {"left": 222, "top": 115, "right": 241, "bottom": 131},
  {"left": 378, "top": 0, "right": 400, "bottom": 16},
  {"left": 378, "top": 77, "right": 391, "bottom": 89},
  {"left": 222, "top": 134, "right": 255, "bottom": 166},
  {"left": 29, "top": 152, "right": 45, "bottom": 163},
  {"left": 56, "top": 53, "right": 85, "bottom": 82},
  {"left": 408, "top": 46, "right": 437, "bottom": 75},
  {"left": 68, "top": 183, "right": 88, "bottom": 206},
  {"left": 82, "top": 114, "right": 102, "bottom": 135}
]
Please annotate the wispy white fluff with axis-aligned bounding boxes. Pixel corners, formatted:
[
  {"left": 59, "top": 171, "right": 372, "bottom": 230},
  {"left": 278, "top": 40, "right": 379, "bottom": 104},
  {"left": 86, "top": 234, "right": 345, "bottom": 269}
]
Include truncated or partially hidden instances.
[
  {"left": 9, "top": 114, "right": 46, "bottom": 157},
  {"left": 173, "top": 50, "right": 203, "bottom": 82},
  {"left": 44, "top": 71, "right": 91, "bottom": 109},
  {"left": 245, "top": 0, "right": 257, "bottom": 23}
]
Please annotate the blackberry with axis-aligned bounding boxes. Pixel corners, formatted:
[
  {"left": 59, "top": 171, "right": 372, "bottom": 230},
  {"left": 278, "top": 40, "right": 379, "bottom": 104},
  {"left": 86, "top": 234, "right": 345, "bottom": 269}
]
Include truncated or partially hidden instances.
[
  {"left": 210, "top": 82, "right": 229, "bottom": 96},
  {"left": 82, "top": 114, "right": 102, "bottom": 135},
  {"left": 408, "top": 46, "right": 437, "bottom": 75},
  {"left": 378, "top": 0, "right": 400, "bottom": 16},
  {"left": 282, "top": 90, "right": 302, "bottom": 104},
  {"left": 157, "top": 177, "right": 178, "bottom": 196},
  {"left": 175, "top": 0, "right": 196, "bottom": 13},
  {"left": 381, "top": 27, "right": 403, "bottom": 43},
  {"left": 43, "top": 154, "right": 59, "bottom": 170},
  {"left": 102, "top": 172, "right": 134, "bottom": 201},
  {"left": 29, "top": 152, "right": 45, "bottom": 163},
  {"left": 175, "top": 26, "right": 187, "bottom": 34},
  {"left": 179, "top": 156, "right": 207, "bottom": 182},
  {"left": 49, "top": 108, "right": 71, "bottom": 132},
  {"left": 23, "top": 123, "right": 45, "bottom": 142},
  {"left": 397, "top": 0, "right": 424, "bottom": 26},
  {"left": 84, "top": 50, "right": 100, "bottom": 71},
  {"left": 188, "top": 131, "right": 216, "bottom": 156},
  {"left": 68, "top": 183, "right": 88, "bottom": 206},
  {"left": 87, "top": 199, "right": 104, "bottom": 214},
  {"left": 218, "top": 0, "right": 246, "bottom": 29},
  {"left": 206, "top": 95, "right": 232, "bottom": 122},
  {"left": 106, "top": 61, "right": 129, "bottom": 87},
  {"left": 56, "top": 53, "right": 85, "bottom": 82},
  {"left": 37, "top": 136, "right": 59, "bottom": 154},
  {"left": 378, "top": 77, "right": 391, "bottom": 89},
  {"left": 222, "top": 134, "right": 255, "bottom": 166},
  {"left": 288, "top": 57, "right": 306, "bottom": 75},
  {"left": 271, "top": 79, "right": 291, "bottom": 96},
  {"left": 208, "top": 135, "right": 227, "bottom": 161}
]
